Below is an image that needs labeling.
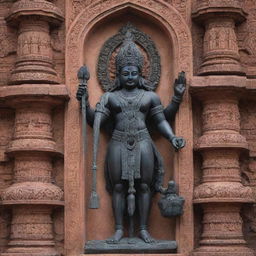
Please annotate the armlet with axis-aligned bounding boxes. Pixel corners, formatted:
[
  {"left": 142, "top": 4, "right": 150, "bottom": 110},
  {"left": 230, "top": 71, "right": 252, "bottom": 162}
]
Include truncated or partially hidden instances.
[
  {"left": 95, "top": 92, "right": 110, "bottom": 117},
  {"left": 95, "top": 102, "right": 110, "bottom": 117},
  {"left": 149, "top": 105, "right": 164, "bottom": 117}
]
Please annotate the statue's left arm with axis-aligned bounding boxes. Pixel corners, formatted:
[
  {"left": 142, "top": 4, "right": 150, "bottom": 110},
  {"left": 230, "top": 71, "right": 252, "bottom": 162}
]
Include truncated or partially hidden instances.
[
  {"left": 163, "top": 71, "right": 186, "bottom": 122},
  {"left": 150, "top": 92, "right": 185, "bottom": 150}
]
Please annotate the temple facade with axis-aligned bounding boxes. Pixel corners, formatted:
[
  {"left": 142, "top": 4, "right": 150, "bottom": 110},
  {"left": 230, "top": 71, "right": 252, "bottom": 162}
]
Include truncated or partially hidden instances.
[{"left": 0, "top": 0, "right": 255, "bottom": 256}]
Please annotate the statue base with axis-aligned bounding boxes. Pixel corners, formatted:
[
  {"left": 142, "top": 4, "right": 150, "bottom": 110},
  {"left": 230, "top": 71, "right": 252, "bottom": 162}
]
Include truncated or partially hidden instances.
[{"left": 84, "top": 237, "right": 177, "bottom": 254}]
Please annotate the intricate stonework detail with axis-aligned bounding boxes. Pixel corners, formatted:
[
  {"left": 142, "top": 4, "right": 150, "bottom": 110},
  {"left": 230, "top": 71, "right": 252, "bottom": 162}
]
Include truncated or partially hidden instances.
[
  {"left": 0, "top": 109, "right": 14, "bottom": 162},
  {"left": 194, "top": 182, "right": 253, "bottom": 203},
  {"left": 240, "top": 100, "right": 256, "bottom": 157},
  {"left": 237, "top": 2, "right": 256, "bottom": 77},
  {"left": 6, "top": 0, "right": 64, "bottom": 84},
  {"left": 192, "top": 88, "right": 254, "bottom": 256},
  {"left": 201, "top": 150, "right": 241, "bottom": 183},
  {"left": 194, "top": 0, "right": 244, "bottom": 10},
  {"left": 1, "top": 182, "right": 63, "bottom": 202},
  {"left": 0, "top": 19, "right": 16, "bottom": 58},
  {"left": 2, "top": 206, "right": 59, "bottom": 256},
  {"left": 6, "top": 0, "right": 64, "bottom": 25},
  {"left": 7, "top": 103, "right": 57, "bottom": 154},
  {"left": 193, "top": 204, "right": 254, "bottom": 256},
  {"left": 14, "top": 155, "right": 52, "bottom": 183},
  {"left": 192, "top": 1, "right": 246, "bottom": 75},
  {"left": 1, "top": 98, "right": 64, "bottom": 255}
]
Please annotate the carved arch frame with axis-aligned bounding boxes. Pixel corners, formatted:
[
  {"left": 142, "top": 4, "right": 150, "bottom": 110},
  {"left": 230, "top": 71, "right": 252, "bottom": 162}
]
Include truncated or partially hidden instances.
[{"left": 65, "top": 1, "right": 194, "bottom": 255}]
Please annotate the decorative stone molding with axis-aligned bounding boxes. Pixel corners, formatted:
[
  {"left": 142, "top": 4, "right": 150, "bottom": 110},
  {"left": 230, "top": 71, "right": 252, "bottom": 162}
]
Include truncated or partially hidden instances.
[
  {"left": 6, "top": 0, "right": 64, "bottom": 25},
  {"left": 0, "top": 90, "right": 66, "bottom": 255},
  {"left": 192, "top": 204, "right": 254, "bottom": 256},
  {"left": 192, "top": 0, "right": 247, "bottom": 75},
  {"left": 194, "top": 182, "right": 253, "bottom": 203},
  {"left": 1, "top": 205, "right": 60, "bottom": 256},
  {"left": 196, "top": 132, "right": 248, "bottom": 150},
  {"left": 5, "top": 0, "right": 64, "bottom": 84},
  {"left": 1, "top": 182, "right": 63, "bottom": 202}
]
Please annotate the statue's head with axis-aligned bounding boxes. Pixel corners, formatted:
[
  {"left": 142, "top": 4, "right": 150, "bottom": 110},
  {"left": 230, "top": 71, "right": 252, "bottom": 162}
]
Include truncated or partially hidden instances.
[
  {"left": 119, "top": 65, "right": 140, "bottom": 90},
  {"left": 113, "top": 31, "right": 143, "bottom": 90},
  {"left": 112, "top": 31, "right": 155, "bottom": 91}
]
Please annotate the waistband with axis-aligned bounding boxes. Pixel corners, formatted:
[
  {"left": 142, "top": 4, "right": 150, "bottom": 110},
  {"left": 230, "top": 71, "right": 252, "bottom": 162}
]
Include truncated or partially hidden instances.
[{"left": 112, "top": 128, "right": 150, "bottom": 142}]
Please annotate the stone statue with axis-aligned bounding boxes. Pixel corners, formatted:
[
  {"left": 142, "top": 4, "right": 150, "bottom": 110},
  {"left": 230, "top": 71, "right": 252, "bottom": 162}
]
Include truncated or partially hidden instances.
[{"left": 76, "top": 31, "right": 185, "bottom": 245}]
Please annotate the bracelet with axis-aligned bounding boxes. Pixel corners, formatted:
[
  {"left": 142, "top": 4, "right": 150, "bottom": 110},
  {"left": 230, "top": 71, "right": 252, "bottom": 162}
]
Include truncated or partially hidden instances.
[{"left": 172, "top": 95, "right": 182, "bottom": 104}]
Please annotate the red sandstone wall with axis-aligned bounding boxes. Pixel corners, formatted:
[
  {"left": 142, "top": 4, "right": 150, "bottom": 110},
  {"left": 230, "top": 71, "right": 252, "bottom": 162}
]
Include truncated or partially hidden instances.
[{"left": 0, "top": 0, "right": 255, "bottom": 256}]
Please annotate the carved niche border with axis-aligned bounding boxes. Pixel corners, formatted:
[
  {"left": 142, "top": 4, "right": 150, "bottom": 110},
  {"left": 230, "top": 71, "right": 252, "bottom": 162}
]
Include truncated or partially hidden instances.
[
  {"left": 65, "top": 1, "right": 193, "bottom": 254},
  {"left": 97, "top": 23, "right": 161, "bottom": 91}
]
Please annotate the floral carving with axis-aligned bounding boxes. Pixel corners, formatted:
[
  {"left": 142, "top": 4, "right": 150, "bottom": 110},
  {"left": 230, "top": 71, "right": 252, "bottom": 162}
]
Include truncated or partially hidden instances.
[
  {"left": 194, "top": 182, "right": 253, "bottom": 202},
  {"left": 1, "top": 182, "right": 63, "bottom": 201}
]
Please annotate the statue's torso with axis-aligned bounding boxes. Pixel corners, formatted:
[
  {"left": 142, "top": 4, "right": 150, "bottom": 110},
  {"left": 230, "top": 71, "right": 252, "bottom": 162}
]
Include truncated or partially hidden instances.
[{"left": 107, "top": 89, "right": 153, "bottom": 132}]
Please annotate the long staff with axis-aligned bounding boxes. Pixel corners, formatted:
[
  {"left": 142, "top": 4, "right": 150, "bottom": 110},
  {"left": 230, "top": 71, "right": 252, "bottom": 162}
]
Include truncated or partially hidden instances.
[{"left": 77, "top": 66, "right": 99, "bottom": 209}]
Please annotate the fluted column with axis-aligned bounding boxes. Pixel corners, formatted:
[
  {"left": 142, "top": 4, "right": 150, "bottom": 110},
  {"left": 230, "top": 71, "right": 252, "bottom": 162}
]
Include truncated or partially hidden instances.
[
  {"left": 6, "top": 0, "right": 64, "bottom": 84},
  {"left": 192, "top": 0, "right": 247, "bottom": 75},
  {"left": 192, "top": 90, "right": 254, "bottom": 256}
]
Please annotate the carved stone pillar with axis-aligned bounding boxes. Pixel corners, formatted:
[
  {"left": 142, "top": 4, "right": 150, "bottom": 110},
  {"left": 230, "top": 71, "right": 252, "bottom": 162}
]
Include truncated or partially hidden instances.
[
  {"left": 1, "top": 98, "right": 63, "bottom": 256},
  {"left": 6, "top": 0, "right": 64, "bottom": 84},
  {"left": 192, "top": 90, "right": 254, "bottom": 256},
  {"left": 1, "top": 1, "right": 66, "bottom": 255},
  {"left": 192, "top": 0, "right": 247, "bottom": 75}
]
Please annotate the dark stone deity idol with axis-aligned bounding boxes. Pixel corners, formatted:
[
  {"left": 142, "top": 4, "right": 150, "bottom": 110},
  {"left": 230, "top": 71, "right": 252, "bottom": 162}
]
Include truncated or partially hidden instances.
[{"left": 76, "top": 27, "right": 186, "bottom": 250}]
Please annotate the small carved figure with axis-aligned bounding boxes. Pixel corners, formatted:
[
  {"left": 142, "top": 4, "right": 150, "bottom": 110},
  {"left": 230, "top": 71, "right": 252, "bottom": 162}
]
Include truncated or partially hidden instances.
[
  {"left": 158, "top": 181, "right": 185, "bottom": 218},
  {"left": 77, "top": 31, "right": 185, "bottom": 244}
]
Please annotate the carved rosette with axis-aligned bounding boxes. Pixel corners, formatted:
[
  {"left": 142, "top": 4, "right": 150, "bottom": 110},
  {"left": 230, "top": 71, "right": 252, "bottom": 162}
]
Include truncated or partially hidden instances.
[
  {"left": 1, "top": 97, "right": 64, "bottom": 255},
  {"left": 192, "top": 0, "right": 247, "bottom": 75},
  {"left": 192, "top": 89, "right": 254, "bottom": 256},
  {"left": 6, "top": 0, "right": 64, "bottom": 84}
]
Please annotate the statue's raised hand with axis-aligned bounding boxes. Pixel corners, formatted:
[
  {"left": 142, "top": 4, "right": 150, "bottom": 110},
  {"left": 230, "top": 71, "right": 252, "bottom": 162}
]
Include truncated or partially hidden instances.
[
  {"left": 171, "top": 136, "right": 185, "bottom": 151},
  {"left": 174, "top": 71, "right": 186, "bottom": 99}
]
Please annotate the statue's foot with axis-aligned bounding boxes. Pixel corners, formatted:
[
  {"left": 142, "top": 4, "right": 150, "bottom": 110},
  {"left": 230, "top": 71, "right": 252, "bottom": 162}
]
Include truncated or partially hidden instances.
[
  {"left": 139, "top": 229, "right": 155, "bottom": 243},
  {"left": 106, "top": 229, "right": 124, "bottom": 244}
]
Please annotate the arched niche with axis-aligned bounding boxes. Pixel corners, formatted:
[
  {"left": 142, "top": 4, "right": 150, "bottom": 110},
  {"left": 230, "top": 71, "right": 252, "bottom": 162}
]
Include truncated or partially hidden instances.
[{"left": 65, "top": 1, "right": 193, "bottom": 255}]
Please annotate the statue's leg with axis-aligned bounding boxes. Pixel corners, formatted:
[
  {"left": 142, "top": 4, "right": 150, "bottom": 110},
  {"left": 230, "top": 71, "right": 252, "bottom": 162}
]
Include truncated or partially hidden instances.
[
  {"left": 106, "top": 141, "right": 125, "bottom": 243},
  {"left": 137, "top": 141, "right": 155, "bottom": 243}
]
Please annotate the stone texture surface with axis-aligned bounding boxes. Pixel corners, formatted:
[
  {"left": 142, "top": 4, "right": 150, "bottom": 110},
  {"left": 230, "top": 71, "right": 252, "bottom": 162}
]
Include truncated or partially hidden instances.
[{"left": 0, "top": 0, "right": 255, "bottom": 256}]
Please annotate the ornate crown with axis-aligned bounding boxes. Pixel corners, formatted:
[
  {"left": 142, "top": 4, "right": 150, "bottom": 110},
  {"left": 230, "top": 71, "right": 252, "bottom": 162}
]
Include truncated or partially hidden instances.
[{"left": 115, "top": 31, "right": 144, "bottom": 72}]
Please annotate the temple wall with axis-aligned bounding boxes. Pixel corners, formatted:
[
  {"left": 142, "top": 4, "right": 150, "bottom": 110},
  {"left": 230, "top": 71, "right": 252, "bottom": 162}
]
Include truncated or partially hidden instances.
[{"left": 0, "top": 0, "right": 254, "bottom": 256}]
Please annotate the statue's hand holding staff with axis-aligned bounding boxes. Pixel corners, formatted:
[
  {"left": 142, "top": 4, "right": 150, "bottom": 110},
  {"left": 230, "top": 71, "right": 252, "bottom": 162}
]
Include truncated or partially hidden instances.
[
  {"left": 76, "top": 84, "right": 89, "bottom": 102},
  {"left": 76, "top": 65, "right": 90, "bottom": 104}
]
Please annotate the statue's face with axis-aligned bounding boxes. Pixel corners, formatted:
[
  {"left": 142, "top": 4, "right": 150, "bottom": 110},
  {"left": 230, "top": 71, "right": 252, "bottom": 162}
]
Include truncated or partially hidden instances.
[{"left": 119, "top": 66, "right": 140, "bottom": 89}]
